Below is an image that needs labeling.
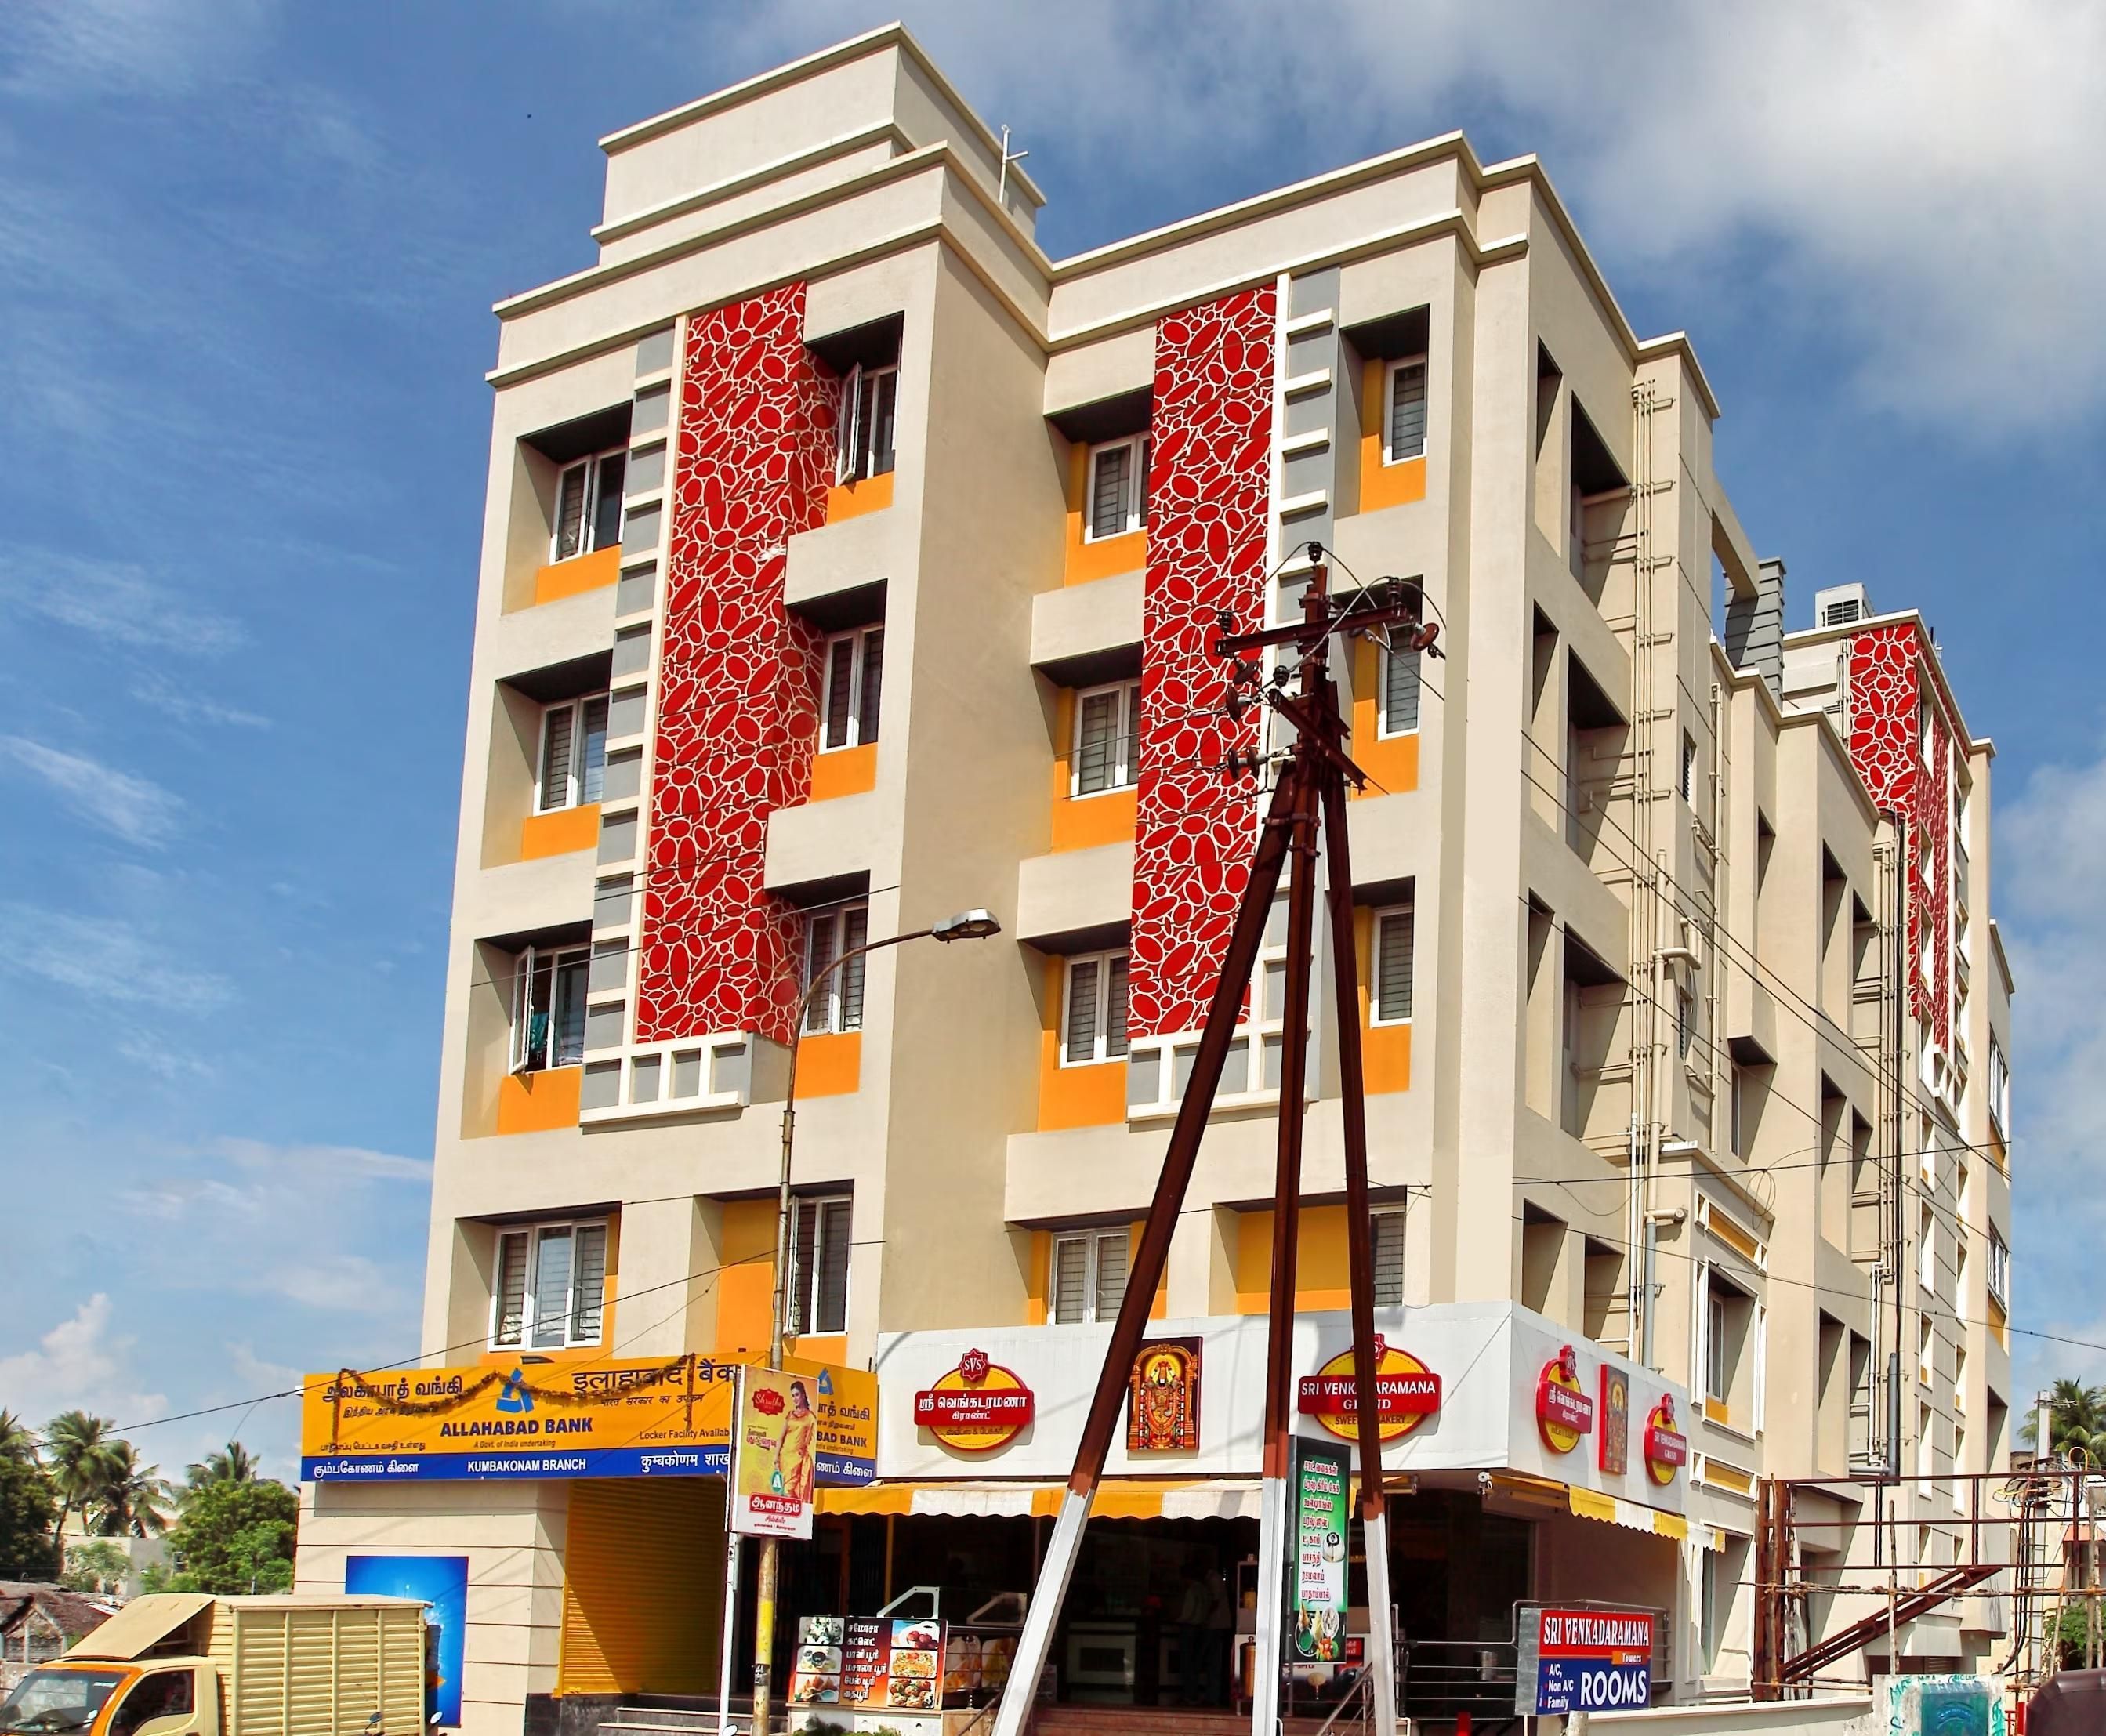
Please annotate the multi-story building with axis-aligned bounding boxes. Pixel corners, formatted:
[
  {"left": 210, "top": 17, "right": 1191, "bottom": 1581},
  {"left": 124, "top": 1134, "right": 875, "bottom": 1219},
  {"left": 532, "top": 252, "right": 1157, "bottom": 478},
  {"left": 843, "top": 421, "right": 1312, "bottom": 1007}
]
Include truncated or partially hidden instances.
[{"left": 294, "top": 26, "right": 2015, "bottom": 1732}]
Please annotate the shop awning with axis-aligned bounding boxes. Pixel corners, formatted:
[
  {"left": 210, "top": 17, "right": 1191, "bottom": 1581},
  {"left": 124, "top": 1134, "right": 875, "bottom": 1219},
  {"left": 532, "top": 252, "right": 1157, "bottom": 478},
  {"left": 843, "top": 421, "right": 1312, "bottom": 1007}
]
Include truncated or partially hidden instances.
[
  {"left": 1566, "top": 1484, "right": 1721, "bottom": 1549},
  {"left": 817, "top": 1480, "right": 1262, "bottom": 1520}
]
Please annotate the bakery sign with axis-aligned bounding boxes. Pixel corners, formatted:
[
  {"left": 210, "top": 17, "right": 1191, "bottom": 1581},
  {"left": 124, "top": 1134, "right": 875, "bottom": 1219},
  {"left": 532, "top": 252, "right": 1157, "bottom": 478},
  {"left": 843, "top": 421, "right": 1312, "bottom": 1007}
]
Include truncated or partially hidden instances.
[
  {"left": 914, "top": 1348, "right": 1035, "bottom": 1453},
  {"left": 1296, "top": 1336, "right": 1441, "bottom": 1442},
  {"left": 1642, "top": 1396, "right": 1687, "bottom": 1485},
  {"left": 1535, "top": 1346, "right": 1596, "bottom": 1455}
]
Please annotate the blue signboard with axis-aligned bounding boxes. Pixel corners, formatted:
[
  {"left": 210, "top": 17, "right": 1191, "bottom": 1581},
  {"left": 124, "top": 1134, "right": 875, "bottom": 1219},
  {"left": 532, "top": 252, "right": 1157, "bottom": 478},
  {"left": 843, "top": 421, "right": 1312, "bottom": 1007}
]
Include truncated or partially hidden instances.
[
  {"left": 1517, "top": 1607, "right": 1655, "bottom": 1717},
  {"left": 345, "top": 1554, "right": 468, "bottom": 1728}
]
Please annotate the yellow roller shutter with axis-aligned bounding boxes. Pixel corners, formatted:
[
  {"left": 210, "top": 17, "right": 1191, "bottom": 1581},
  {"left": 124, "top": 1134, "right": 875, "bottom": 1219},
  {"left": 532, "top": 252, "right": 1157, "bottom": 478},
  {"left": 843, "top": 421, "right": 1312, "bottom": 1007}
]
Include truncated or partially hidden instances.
[{"left": 559, "top": 1479, "right": 726, "bottom": 1696}]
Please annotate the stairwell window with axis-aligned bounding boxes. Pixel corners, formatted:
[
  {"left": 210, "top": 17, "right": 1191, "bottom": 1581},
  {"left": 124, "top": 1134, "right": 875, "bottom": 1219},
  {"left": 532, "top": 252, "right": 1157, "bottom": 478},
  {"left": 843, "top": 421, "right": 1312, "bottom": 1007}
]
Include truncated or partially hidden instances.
[
  {"left": 538, "top": 695, "right": 610, "bottom": 813},
  {"left": 1086, "top": 434, "right": 1150, "bottom": 541},
  {"left": 1385, "top": 357, "right": 1428, "bottom": 463},
  {"left": 1052, "top": 1228, "right": 1129, "bottom": 1325},
  {"left": 1063, "top": 951, "right": 1130, "bottom": 1066},
  {"left": 803, "top": 903, "right": 870, "bottom": 1035},
  {"left": 552, "top": 448, "right": 625, "bottom": 562},
  {"left": 1372, "top": 906, "right": 1415, "bottom": 1025},
  {"left": 491, "top": 1218, "right": 607, "bottom": 1349},
  {"left": 1371, "top": 1208, "right": 1407, "bottom": 1307},
  {"left": 821, "top": 625, "right": 884, "bottom": 750},
  {"left": 511, "top": 945, "right": 588, "bottom": 1073},
  {"left": 836, "top": 364, "right": 897, "bottom": 484},
  {"left": 1072, "top": 680, "right": 1141, "bottom": 796},
  {"left": 789, "top": 1194, "right": 852, "bottom": 1336}
]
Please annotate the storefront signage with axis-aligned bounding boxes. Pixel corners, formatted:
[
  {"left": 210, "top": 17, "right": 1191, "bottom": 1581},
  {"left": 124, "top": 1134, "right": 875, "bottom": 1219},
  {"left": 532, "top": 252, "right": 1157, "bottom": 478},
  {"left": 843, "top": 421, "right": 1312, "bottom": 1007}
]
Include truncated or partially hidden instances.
[
  {"left": 1517, "top": 1607, "right": 1654, "bottom": 1716},
  {"left": 300, "top": 1354, "right": 876, "bottom": 1484},
  {"left": 1127, "top": 1337, "right": 1202, "bottom": 1452},
  {"left": 1288, "top": 1439, "right": 1351, "bottom": 1664},
  {"left": 730, "top": 1367, "right": 819, "bottom": 1539},
  {"left": 1295, "top": 1337, "right": 1441, "bottom": 1442},
  {"left": 1535, "top": 1346, "right": 1596, "bottom": 1454},
  {"left": 1599, "top": 1365, "right": 1629, "bottom": 1476},
  {"left": 788, "top": 1615, "right": 946, "bottom": 1733},
  {"left": 914, "top": 1349, "right": 1034, "bottom": 1452},
  {"left": 1643, "top": 1397, "right": 1687, "bottom": 1485}
]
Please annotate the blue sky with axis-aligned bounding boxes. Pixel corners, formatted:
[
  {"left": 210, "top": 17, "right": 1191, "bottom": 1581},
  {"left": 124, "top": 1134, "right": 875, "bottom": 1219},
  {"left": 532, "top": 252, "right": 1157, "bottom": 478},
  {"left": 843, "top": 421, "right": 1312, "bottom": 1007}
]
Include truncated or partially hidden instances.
[{"left": 3, "top": 0, "right": 2104, "bottom": 1480}]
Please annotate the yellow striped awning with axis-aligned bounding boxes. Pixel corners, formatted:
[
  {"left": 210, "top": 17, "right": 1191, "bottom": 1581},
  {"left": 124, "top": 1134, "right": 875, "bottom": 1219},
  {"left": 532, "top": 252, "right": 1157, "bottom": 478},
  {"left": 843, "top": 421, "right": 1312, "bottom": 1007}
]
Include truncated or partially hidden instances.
[
  {"left": 817, "top": 1480, "right": 1261, "bottom": 1520},
  {"left": 1567, "top": 1484, "right": 1710, "bottom": 1546}
]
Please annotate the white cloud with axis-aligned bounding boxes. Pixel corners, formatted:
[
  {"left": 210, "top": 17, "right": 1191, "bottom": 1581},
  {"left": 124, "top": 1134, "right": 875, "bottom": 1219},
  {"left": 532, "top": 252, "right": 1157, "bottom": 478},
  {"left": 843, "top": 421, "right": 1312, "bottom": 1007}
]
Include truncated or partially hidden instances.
[
  {"left": 0, "top": 737, "right": 187, "bottom": 846},
  {"left": 0, "top": 1295, "right": 166, "bottom": 1428},
  {"left": 211, "top": 1135, "right": 432, "bottom": 1184},
  {"left": 3, "top": 0, "right": 277, "bottom": 100},
  {"left": 131, "top": 673, "right": 270, "bottom": 730},
  {"left": 0, "top": 553, "right": 243, "bottom": 654},
  {"left": 0, "top": 903, "right": 234, "bottom": 1010},
  {"left": 733, "top": 0, "right": 2106, "bottom": 433},
  {"left": 260, "top": 1253, "right": 404, "bottom": 1315}
]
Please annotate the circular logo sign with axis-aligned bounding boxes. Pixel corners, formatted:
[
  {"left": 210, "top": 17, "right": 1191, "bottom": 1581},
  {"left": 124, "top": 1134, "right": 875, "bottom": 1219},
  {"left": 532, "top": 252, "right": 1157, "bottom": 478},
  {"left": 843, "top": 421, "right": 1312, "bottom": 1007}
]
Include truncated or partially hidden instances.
[
  {"left": 1535, "top": 1347, "right": 1596, "bottom": 1455},
  {"left": 914, "top": 1352, "right": 1035, "bottom": 1454},
  {"left": 1643, "top": 1396, "right": 1688, "bottom": 1486},
  {"left": 1296, "top": 1338, "right": 1441, "bottom": 1444}
]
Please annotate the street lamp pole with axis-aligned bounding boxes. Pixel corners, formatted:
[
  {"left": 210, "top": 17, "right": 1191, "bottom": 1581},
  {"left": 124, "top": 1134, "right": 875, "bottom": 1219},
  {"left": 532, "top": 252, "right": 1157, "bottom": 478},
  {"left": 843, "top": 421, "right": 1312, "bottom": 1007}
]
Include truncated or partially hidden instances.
[{"left": 746, "top": 908, "right": 1000, "bottom": 1732}]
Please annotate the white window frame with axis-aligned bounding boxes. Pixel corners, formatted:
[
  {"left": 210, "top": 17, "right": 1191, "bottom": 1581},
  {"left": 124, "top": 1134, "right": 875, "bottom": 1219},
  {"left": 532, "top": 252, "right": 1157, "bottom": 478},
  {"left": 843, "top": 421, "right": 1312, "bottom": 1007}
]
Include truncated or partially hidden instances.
[
  {"left": 1729, "top": 1064, "right": 1745, "bottom": 1157},
  {"left": 1069, "top": 679, "right": 1141, "bottom": 796},
  {"left": 1376, "top": 592, "right": 1425, "bottom": 739},
  {"left": 1083, "top": 433, "right": 1150, "bottom": 542},
  {"left": 489, "top": 1216, "right": 609, "bottom": 1350},
  {"left": 1126, "top": 893, "right": 1299, "bottom": 1113},
  {"left": 1987, "top": 1228, "right": 2010, "bottom": 1311},
  {"left": 803, "top": 902, "right": 870, "bottom": 1035},
  {"left": 535, "top": 694, "right": 611, "bottom": 814},
  {"left": 1383, "top": 354, "right": 1429, "bottom": 465},
  {"left": 1050, "top": 1228, "right": 1129, "bottom": 1325},
  {"left": 1706, "top": 1283, "right": 1729, "bottom": 1403},
  {"left": 1061, "top": 950, "right": 1130, "bottom": 1067},
  {"left": 819, "top": 623, "right": 884, "bottom": 752},
  {"left": 549, "top": 445, "right": 626, "bottom": 563},
  {"left": 509, "top": 943, "right": 589, "bottom": 1074},
  {"left": 1987, "top": 1037, "right": 2010, "bottom": 1136},
  {"left": 788, "top": 1194, "right": 852, "bottom": 1336},
  {"left": 1370, "top": 904, "right": 1415, "bottom": 1027},
  {"left": 835, "top": 362, "right": 899, "bottom": 484},
  {"left": 1919, "top": 1202, "right": 1937, "bottom": 1293}
]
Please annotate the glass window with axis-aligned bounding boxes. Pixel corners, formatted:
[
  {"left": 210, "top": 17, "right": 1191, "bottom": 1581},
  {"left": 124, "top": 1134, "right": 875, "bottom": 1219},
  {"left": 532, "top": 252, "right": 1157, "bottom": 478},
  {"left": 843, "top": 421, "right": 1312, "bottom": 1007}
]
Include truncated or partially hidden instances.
[
  {"left": 109, "top": 1674, "right": 194, "bottom": 1736},
  {"left": 513, "top": 945, "right": 589, "bottom": 1071},
  {"left": 552, "top": 448, "right": 627, "bottom": 561},
  {"left": 791, "top": 1195, "right": 852, "bottom": 1335},
  {"left": 821, "top": 625, "right": 884, "bottom": 750},
  {"left": 538, "top": 695, "right": 610, "bottom": 813},
  {"left": 1371, "top": 1209, "right": 1406, "bottom": 1307},
  {"left": 491, "top": 1220, "right": 608, "bottom": 1350},
  {"left": 1062, "top": 951, "right": 1131, "bottom": 1065},
  {"left": 1051, "top": 1229, "right": 1129, "bottom": 1325},
  {"left": 803, "top": 903, "right": 870, "bottom": 1035},
  {"left": 1372, "top": 908, "right": 1414, "bottom": 1025},
  {"left": 1072, "top": 680, "right": 1141, "bottom": 796},
  {"left": 836, "top": 364, "right": 898, "bottom": 483},
  {"left": 1385, "top": 357, "right": 1427, "bottom": 462},
  {"left": 1086, "top": 435, "right": 1150, "bottom": 540}
]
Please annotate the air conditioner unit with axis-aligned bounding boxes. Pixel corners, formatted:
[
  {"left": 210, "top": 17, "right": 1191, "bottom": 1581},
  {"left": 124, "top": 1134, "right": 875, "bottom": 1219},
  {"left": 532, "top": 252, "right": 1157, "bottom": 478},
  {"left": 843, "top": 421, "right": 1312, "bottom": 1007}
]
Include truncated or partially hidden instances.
[{"left": 1813, "top": 583, "right": 1872, "bottom": 629}]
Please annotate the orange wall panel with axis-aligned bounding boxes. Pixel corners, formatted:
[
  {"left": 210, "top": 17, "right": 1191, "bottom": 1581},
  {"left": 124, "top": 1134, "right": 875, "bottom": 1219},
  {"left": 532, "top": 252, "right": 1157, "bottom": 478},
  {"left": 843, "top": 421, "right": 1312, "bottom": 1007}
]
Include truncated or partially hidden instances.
[
  {"left": 1063, "top": 443, "right": 1147, "bottom": 585},
  {"left": 1036, "top": 955, "right": 1127, "bottom": 1129},
  {"left": 520, "top": 803, "right": 602, "bottom": 861},
  {"left": 495, "top": 1065, "right": 582, "bottom": 1134},
  {"left": 1048, "top": 685, "right": 1140, "bottom": 850},
  {"left": 715, "top": 1198, "right": 778, "bottom": 1358},
  {"left": 796, "top": 1031, "right": 861, "bottom": 1098},
  {"left": 532, "top": 543, "right": 623, "bottom": 607},
  {"left": 1354, "top": 907, "right": 1414, "bottom": 1093},
  {"left": 1127, "top": 1221, "right": 1169, "bottom": 1320},
  {"left": 1356, "top": 359, "right": 1428, "bottom": 514},
  {"left": 810, "top": 744, "right": 877, "bottom": 802},
  {"left": 1347, "top": 640, "right": 1420, "bottom": 799},
  {"left": 1233, "top": 1205, "right": 1352, "bottom": 1313},
  {"left": 825, "top": 469, "right": 893, "bottom": 524}
]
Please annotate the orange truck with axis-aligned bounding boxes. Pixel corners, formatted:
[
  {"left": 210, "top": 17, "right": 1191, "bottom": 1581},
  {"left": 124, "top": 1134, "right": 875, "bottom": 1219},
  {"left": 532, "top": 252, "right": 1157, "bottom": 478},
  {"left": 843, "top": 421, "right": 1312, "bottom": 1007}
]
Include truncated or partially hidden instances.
[{"left": 0, "top": 1595, "right": 429, "bottom": 1736}]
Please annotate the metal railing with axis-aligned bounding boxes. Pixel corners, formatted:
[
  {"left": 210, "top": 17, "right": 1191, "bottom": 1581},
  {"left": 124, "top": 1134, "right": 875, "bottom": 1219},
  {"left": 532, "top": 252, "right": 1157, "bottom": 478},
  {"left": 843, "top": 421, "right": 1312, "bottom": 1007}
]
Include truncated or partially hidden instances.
[{"left": 1401, "top": 1637, "right": 1521, "bottom": 1725}]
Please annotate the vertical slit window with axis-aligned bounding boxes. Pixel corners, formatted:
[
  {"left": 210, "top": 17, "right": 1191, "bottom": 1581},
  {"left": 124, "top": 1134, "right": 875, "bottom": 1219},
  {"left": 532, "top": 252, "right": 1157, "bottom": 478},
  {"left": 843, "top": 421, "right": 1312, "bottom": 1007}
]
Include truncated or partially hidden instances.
[
  {"left": 1086, "top": 436, "right": 1148, "bottom": 540},
  {"left": 1371, "top": 1210, "right": 1407, "bottom": 1307},
  {"left": 1072, "top": 680, "right": 1141, "bottom": 795},
  {"left": 493, "top": 1232, "right": 529, "bottom": 1347},
  {"left": 821, "top": 625, "right": 884, "bottom": 749},
  {"left": 791, "top": 1196, "right": 852, "bottom": 1335},
  {"left": 1386, "top": 357, "right": 1428, "bottom": 462},
  {"left": 803, "top": 904, "right": 870, "bottom": 1035},
  {"left": 1373, "top": 907, "right": 1415, "bottom": 1024},
  {"left": 1062, "top": 950, "right": 1130, "bottom": 1065}
]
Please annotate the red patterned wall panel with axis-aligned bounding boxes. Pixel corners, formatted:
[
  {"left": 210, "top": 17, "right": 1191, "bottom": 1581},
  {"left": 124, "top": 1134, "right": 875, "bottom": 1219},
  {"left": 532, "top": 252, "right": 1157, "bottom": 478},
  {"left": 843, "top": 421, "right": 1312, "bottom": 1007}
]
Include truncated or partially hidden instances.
[
  {"left": 1128, "top": 285, "right": 1276, "bottom": 1038},
  {"left": 1923, "top": 704, "right": 1952, "bottom": 1051},
  {"left": 634, "top": 285, "right": 834, "bottom": 1046}
]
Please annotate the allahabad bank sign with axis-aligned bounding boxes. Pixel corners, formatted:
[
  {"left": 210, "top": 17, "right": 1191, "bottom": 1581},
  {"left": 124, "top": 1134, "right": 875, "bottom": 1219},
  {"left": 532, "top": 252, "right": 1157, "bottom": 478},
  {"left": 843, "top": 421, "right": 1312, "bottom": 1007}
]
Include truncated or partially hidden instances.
[{"left": 300, "top": 1354, "right": 875, "bottom": 1485}]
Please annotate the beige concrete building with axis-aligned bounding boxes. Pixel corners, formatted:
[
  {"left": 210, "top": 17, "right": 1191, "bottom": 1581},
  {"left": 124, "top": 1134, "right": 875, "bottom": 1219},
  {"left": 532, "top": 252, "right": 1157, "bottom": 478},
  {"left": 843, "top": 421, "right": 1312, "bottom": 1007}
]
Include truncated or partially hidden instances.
[{"left": 294, "top": 26, "right": 2016, "bottom": 1733}]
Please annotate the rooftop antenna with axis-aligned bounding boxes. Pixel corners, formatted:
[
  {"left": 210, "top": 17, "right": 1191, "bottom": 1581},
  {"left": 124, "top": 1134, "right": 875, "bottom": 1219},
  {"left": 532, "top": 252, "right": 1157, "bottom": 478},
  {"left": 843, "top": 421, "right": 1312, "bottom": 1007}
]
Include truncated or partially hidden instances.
[{"left": 997, "top": 124, "right": 1028, "bottom": 205}]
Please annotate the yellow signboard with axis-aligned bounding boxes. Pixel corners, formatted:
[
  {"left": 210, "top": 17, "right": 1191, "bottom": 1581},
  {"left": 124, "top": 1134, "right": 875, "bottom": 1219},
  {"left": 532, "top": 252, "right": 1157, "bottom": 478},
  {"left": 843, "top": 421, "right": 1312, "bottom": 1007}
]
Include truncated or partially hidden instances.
[{"left": 300, "top": 1354, "right": 875, "bottom": 1486}]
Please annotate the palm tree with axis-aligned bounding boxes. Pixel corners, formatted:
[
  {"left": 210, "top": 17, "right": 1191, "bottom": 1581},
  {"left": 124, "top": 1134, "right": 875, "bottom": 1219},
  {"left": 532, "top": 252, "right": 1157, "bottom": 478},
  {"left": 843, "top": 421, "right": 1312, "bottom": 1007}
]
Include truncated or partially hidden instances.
[
  {"left": 0, "top": 1410, "right": 34, "bottom": 1462},
  {"left": 91, "top": 1441, "right": 175, "bottom": 1538},
  {"left": 185, "top": 1441, "right": 259, "bottom": 1488},
  {"left": 44, "top": 1411, "right": 121, "bottom": 1548},
  {"left": 2019, "top": 1379, "right": 2106, "bottom": 1462}
]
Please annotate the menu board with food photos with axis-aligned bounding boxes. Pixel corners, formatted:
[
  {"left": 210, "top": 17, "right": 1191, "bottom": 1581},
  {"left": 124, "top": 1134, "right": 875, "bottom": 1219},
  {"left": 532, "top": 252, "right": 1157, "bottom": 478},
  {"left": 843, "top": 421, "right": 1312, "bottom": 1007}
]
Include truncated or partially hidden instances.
[{"left": 787, "top": 1615, "right": 946, "bottom": 1735}]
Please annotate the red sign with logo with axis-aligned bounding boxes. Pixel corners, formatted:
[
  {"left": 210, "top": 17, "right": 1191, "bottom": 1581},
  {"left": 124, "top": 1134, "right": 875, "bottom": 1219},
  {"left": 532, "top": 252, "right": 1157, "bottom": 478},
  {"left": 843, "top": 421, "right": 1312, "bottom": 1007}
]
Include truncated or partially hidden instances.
[
  {"left": 1535, "top": 1346, "right": 1595, "bottom": 1454},
  {"left": 915, "top": 1350, "right": 1034, "bottom": 1452},
  {"left": 1643, "top": 1396, "right": 1687, "bottom": 1485},
  {"left": 1296, "top": 1336, "right": 1441, "bottom": 1443}
]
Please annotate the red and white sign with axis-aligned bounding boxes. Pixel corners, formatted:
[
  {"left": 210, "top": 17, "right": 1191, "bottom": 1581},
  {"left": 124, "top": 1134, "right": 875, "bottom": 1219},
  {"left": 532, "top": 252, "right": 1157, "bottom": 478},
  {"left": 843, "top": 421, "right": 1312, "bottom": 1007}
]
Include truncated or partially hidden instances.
[
  {"left": 1643, "top": 1396, "right": 1687, "bottom": 1485},
  {"left": 1535, "top": 1346, "right": 1595, "bottom": 1454},
  {"left": 1296, "top": 1337, "right": 1441, "bottom": 1443},
  {"left": 915, "top": 1350, "right": 1034, "bottom": 1453}
]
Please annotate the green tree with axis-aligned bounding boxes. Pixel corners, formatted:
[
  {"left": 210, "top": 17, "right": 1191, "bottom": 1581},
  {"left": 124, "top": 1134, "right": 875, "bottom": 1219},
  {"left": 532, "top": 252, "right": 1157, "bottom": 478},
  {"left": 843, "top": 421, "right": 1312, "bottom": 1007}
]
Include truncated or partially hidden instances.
[
  {"left": 43, "top": 1411, "right": 120, "bottom": 1549},
  {"left": 2019, "top": 1380, "right": 2106, "bottom": 1462},
  {"left": 62, "top": 1538, "right": 131, "bottom": 1594},
  {"left": 0, "top": 1453, "right": 61, "bottom": 1580},
  {"left": 0, "top": 1409, "right": 36, "bottom": 1462},
  {"left": 164, "top": 1480, "right": 298, "bottom": 1596},
  {"left": 91, "top": 1441, "right": 174, "bottom": 1538},
  {"left": 185, "top": 1441, "right": 259, "bottom": 1488}
]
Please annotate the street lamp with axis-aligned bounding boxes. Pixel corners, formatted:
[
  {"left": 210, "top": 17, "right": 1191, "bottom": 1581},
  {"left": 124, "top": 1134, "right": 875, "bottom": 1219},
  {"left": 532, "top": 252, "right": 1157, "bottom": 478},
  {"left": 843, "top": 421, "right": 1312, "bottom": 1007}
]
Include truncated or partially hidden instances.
[{"left": 746, "top": 908, "right": 1002, "bottom": 1728}]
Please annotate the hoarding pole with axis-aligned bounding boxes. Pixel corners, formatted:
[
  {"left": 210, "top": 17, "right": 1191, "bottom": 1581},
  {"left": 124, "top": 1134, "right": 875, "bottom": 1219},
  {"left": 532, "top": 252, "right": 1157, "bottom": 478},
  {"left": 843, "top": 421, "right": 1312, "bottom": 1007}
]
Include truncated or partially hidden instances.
[{"left": 717, "top": 1534, "right": 742, "bottom": 1736}]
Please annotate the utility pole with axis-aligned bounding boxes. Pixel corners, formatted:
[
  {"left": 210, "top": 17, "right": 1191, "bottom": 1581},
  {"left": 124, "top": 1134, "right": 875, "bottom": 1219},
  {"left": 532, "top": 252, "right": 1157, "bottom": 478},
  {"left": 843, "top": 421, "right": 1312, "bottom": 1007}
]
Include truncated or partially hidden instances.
[{"left": 989, "top": 545, "right": 1436, "bottom": 1736}]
